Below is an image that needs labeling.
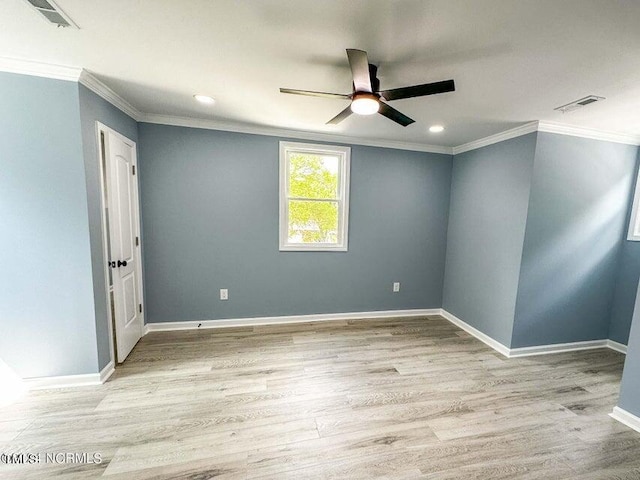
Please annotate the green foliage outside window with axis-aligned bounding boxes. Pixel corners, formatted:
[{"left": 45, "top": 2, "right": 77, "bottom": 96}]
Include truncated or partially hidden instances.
[{"left": 288, "top": 153, "right": 340, "bottom": 243}]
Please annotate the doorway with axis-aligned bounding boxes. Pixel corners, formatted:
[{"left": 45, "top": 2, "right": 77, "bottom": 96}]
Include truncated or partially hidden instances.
[{"left": 97, "top": 123, "right": 144, "bottom": 363}]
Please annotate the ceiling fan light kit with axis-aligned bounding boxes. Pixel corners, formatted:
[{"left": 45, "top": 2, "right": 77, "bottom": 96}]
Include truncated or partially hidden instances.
[
  {"left": 280, "top": 48, "right": 455, "bottom": 127},
  {"left": 350, "top": 93, "right": 380, "bottom": 115}
]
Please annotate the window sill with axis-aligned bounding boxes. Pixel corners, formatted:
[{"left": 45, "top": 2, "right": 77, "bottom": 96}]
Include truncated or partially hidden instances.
[{"left": 279, "top": 245, "right": 348, "bottom": 252}]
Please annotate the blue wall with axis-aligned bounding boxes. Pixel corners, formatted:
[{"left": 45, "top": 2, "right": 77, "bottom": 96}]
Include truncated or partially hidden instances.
[
  {"left": 609, "top": 150, "right": 640, "bottom": 345},
  {"left": 511, "top": 133, "right": 638, "bottom": 348},
  {"left": 618, "top": 280, "right": 640, "bottom": 418},
  {"left": 2, "top": 71, "right": 640, "bottom": 383},
  {"left": 79, "top": 85, "right": 138, "bottom": 369},
  {"left": 137, "top": 123, "right": 453, "bottom": 323},
  {"left": 443, "top": 133, "right": 537, "bottom": 347},
  {"left": 0, "top": 73, "right": 99, "bottom": 377},
  {"left": 610, "top": 242, "right": 640, "bottom": 345}
]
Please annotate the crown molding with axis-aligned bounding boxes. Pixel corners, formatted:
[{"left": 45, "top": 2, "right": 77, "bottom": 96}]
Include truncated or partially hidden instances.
[
  {"left": 537, "top": 121, "right": 640, "bottom": 146},
  {"left": 139, "top": 113, "right": 454, "bottom": 154},
  {"left": 2, "top": 56, "right": 639, "bottom": 152},
  {"left": 0, "top": 56, "right": 141, "bottom": 121},
  {"left": 0, "top": 56, "right": 81, "bottom": 81},
  {"left": 0, "top": 57, "right": 449, "bottom": 152},
  {"left": 78, "top": 70, "right": 142, "bottom": 121},
  {"left": 452, "top": 121, "right": 540, "bottom": 155},
  {"left": 453, "top": 120, "right": 640, "bottom": 155}
]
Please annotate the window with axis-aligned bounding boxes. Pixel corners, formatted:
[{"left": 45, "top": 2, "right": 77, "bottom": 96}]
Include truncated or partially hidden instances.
[
  {"left": 628, "top": 170, "right": 640, "bottom": 241},
  {"left": 279, "top": 141, "right": 350, "bottom": 251}
]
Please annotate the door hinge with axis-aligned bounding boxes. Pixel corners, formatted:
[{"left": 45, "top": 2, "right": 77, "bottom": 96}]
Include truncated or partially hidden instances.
[
  {"left": 132, "top": 165, "right": 136, "bottom": 175},
  {"left": 135, "top": 236, "right": 139, "bottom": 246},
  {"left": 139, "top": 304, "right": 142, "bottom": 313}
]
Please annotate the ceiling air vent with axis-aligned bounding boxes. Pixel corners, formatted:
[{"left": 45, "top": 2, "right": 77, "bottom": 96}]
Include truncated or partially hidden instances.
[
  {"left": 24, "top": 0, "right": 78, "bottom": 28},
  {"left": 554, "top": 95, "right": 605, "bottom": 114}
]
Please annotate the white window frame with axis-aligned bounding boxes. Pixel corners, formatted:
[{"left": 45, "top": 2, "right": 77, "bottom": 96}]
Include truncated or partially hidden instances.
[
  {"left": 628, "top": 169, "right": 640, "bottom": 241},
  {"left": 279, "top": 141, "right": 351, "bottom": 252}
]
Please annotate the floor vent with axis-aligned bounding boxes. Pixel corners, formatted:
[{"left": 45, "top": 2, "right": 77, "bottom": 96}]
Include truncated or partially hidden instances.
[
  {"left": 24, "top": 0, "right": 78, "bottom": 28},
  {"left": 554, "top": 95, "right": 605, "bottom": 114}
]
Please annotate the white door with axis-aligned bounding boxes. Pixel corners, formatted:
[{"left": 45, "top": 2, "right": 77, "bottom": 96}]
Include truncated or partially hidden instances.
[{"left": 104, "top": 129, "right": 143, "bottom": 362}]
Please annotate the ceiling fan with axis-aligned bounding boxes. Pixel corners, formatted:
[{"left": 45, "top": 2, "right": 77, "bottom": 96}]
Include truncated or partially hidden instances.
[{"left": 280, "top": 49, "right": 455, "bottom": 127}]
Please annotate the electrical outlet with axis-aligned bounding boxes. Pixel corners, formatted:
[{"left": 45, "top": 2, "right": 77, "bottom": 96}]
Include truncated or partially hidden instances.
[
  {"left": 220, "top": 288, "right": 228, "bottom": 300},
  {"left": 393, "top": 282, "right": 400, "bottom": 292}
]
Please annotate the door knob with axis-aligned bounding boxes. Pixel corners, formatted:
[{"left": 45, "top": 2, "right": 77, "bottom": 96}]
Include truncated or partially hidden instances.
[
  {"left": 117, "top": 260, "right": 128, "bottom": 267},
  {"left": 108, "top": 261, "right": 117, "bottom": 268}
]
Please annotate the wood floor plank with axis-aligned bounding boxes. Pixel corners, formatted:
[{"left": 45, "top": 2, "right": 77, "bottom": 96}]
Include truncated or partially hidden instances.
[{"left": 0, "top": 315, "right": 636, "bottom": 479}]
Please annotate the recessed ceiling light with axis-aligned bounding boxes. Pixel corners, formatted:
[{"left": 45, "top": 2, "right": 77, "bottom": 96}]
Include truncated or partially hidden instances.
[
  {"left": 429, "top": 125, "right": 445, "bottom": 133},
  {"left": 194, "top": 94, "right": 215, "bottom": 105}
]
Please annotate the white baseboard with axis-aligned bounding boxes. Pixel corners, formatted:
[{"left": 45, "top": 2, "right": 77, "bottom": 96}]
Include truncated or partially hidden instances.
[
  {"left": 25, "top": 373, "right": 102, "bottom": 390},
  {"left": 143, "top": 308, "right": 628, "bottom": 359},
  {"left": 141, "top": 312, "right": 634, "bottom": 440},
  {"left": 508, "top": 340, "right": 609, "bottom": 357},
  {"left": 19, "top": 310, "right": 630, "bottom": 390},
  {"left": 438, "top": 309, "right": 627, "bottom": 358},
  {"left": 607, "top": 339, "right": 628, "bottom": 354},
  {"left": 438, "top": 309, "right": 511, "bottom": 357},
  {"left": 144, "top": 308, "right": 442, "bottom": 333},
  {"left": 24, "top": 360, "right": 115, "bottom": 390},
  {"left": 99, "top": 360, "right": 115, "bottom": 383},
  {"left": 610, "top": 406, "right": 640, "bottom": 434}
]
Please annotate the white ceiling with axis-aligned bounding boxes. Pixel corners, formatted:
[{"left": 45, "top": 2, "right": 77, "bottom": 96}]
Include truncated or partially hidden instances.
[{"left": 2, "top": 0, "right": 640, "bottom": 147}]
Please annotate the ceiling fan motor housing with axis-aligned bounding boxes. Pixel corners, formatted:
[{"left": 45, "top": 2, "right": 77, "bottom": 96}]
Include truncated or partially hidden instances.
[
  {"left": 367, "top": 64, "right": 380, "bottom": 92},
  {"left": 279, "top": 48, "right": 455, "bottom": 126}
]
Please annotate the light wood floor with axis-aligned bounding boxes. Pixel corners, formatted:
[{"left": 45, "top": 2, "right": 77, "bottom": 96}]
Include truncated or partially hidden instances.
[{"left": 2, "top": 315, "right": 639, "bottom": 479}]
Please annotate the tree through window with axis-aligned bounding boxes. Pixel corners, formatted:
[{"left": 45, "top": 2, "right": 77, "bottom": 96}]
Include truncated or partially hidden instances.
[{"left": 279, "top": 142, "right": 350, "bottom": 251}]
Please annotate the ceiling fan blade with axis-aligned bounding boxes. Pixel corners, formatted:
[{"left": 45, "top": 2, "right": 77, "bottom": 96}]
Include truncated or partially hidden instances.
[
  {"left": 280, "top": 88, "right": 350, "bottom": 99},
  {"left": 378, "top": 102, "right": 415, "bottom": 127},
  {"left": 326, "top": 105, "right": 353, "bottom": 125},
  {"left": 378, "top": 79, "right": 455, "bottom": 101},
  {"left": 346, "top": 49, "right": 372, "bottom": 93}
]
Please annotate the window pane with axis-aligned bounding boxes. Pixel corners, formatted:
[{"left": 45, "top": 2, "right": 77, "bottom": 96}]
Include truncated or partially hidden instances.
[
  {"left": 288, "top": 200, "right": 339, "bottom": 244},
  {"left": 288, "top": 153, "right": 339, "bottom": 199}
]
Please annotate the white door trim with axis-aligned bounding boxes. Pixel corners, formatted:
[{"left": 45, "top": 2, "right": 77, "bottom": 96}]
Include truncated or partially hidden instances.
[{"left": 95, "top": 122, "right": 145, "bottom": 366}]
